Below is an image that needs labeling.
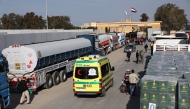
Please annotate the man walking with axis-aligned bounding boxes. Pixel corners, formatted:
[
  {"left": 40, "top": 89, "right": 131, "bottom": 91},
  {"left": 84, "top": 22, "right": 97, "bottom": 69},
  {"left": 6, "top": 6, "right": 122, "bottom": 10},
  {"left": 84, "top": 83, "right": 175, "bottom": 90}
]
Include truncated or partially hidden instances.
[
  {"left": 150, "top": 42, "right": 154, "bottom": 56},
  {"left": 18, "top": 77, "right": 30, "bottom": 104},
  {"left": 140, "top": 50, "right": 145, "bottom": 64},
  {"left": 129, "top": 69, "right": 139, "bottom": 96},
  {"left": 144, "top": 43, "right": 148, "bottom": 53},
  {"left": 136, "top": 50, "right": 139, "bottom": 64},
  {"left": 126, "top": 50, "right": 131, "bottom": 62}
]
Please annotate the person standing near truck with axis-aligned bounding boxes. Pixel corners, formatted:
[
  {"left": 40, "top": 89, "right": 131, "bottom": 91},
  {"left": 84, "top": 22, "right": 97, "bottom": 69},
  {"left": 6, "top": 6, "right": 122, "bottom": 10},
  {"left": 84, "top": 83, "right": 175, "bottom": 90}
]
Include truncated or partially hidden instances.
[
  {"left": 122, "top": 69, "right": 131, "bottom": 94},
  {"left": 129, "top": 69, "right": 139, "bottom": 96},
  {"left": 18, "top": 77, "right": 30, "bottom": 104}
]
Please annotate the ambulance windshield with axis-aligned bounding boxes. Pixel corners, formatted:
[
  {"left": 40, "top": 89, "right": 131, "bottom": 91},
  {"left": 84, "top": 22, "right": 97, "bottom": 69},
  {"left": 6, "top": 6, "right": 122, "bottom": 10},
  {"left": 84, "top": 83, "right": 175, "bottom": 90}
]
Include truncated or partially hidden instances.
[{"left": 75, "top": 67, "right": 98, "bottom": 79}]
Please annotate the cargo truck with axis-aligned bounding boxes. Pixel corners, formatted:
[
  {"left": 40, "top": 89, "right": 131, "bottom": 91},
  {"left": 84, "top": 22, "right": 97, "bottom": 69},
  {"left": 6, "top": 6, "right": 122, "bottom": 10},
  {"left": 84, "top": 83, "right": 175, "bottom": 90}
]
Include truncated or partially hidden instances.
[
  {"left": 2, "top": 37, "right": 104, "bottom": 92},
  {"left": 0, "top": 53, "right": 10, "bottom": 109}
]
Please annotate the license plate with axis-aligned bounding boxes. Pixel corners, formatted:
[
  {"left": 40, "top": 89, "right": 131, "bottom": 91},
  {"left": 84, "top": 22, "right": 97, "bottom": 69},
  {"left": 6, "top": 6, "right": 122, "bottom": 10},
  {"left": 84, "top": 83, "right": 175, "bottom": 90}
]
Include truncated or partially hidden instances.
[
  {"left": 78, "top": 89, "right": 84, "bottom": 91},
  {"left": 14, "top": 63, "right": 21, "bottom": 70}
]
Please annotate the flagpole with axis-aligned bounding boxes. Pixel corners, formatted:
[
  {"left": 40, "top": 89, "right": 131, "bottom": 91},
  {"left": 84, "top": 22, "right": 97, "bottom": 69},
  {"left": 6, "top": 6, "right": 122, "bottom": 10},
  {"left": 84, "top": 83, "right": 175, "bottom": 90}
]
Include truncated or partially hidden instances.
[
  {"left": 124, "top": 13, "right": 126, "bottom": 22},
  {"left": 131, "top": 10, "right": 132, "bottom": 22}
]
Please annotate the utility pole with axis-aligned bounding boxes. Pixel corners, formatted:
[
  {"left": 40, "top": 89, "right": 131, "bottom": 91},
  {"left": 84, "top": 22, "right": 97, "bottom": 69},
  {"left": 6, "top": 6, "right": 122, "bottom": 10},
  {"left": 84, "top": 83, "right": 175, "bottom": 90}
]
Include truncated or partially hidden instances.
[{"left": 46, "top": 0, "right": 48, "bottom": 29}]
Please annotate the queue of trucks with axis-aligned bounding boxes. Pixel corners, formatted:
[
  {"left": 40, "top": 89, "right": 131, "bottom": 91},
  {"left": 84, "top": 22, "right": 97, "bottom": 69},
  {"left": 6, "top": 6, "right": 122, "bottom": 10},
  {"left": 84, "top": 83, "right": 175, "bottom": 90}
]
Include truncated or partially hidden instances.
[{"left": 0, "top": 32, "right": 126, "bottom": 108}]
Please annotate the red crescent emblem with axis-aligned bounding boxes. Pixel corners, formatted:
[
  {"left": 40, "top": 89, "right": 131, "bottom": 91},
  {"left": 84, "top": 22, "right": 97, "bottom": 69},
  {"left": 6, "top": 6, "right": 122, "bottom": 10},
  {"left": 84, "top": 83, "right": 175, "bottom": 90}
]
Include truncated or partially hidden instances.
[{"left": 78, "top": 69, "right": 82, "bottom": 75}]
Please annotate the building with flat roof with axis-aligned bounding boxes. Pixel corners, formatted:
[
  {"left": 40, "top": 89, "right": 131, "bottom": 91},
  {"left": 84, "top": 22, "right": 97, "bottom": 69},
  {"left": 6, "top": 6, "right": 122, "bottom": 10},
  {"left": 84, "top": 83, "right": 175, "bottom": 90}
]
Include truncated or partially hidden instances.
[{"left": 81, "top": 19, "right": 162, "bottom": 34}]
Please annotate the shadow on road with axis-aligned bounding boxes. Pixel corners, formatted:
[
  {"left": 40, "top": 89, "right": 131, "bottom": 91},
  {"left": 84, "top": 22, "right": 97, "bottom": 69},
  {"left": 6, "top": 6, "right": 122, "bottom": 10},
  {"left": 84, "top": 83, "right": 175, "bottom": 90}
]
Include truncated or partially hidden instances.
[
  {"left": 76, "top": 95, "right": 98, "bottom": 98},
  {"left": 7, "top": 92, "right": 35, "bottom": 109},
  {"left": 144, "top": 55, "right": 151, "bottom": 70},
  {"left": 125, "top": 82, "right": 140, "bottom": 109},
  {"left": 138, "top": 71, "right": 145, "bottom": 79}
]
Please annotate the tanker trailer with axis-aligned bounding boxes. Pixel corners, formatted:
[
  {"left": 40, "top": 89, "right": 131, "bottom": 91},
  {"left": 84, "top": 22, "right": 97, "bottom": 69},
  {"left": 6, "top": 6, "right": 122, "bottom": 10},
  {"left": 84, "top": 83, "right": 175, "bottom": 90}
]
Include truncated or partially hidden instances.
[
  {"left": 117, "top": 32, "right": 126, "bottom": 47},
  {"left": 108, "top": 34, "right": 119, "bottom": 51},
  {"left": 76, "top": 33, "right": 112, "bottom": 55},
  {"left": 2, "top": 38, "right": 93, "bottom": 92}
]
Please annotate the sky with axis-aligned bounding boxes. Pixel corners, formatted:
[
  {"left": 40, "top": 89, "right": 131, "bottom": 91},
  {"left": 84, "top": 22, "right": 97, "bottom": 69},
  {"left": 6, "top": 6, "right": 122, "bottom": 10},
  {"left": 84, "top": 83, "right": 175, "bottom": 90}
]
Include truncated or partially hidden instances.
[{"left": 0, "top": 0, "right": 189, "bottom": 26}]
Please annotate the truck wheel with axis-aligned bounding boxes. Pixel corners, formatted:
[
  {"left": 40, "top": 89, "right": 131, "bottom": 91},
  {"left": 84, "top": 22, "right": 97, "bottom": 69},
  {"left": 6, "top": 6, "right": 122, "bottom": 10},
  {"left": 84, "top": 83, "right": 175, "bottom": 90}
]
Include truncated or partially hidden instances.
[
  {"left": 52, "top": 71, "right": 60, "bottom": 85},
  {"left": 0, "top": 98, "right": 4, "bottom": 109},
  {"left": 45, "top": 74, "right": 53, "bottom": 89},
  {"left": 59, "top": 70, "right": 67, "bottom": 82}
]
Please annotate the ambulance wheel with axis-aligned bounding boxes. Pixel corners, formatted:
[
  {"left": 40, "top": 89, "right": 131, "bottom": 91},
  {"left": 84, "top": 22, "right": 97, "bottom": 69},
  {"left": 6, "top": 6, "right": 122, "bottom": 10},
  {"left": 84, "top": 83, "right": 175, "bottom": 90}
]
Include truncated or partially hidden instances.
[
  {"left": 0, "top": 98, "right": 4, "bottom": 109},
  {"left": 52, "top": 71, "right": 60, "bottom": 85},
  {"left": 110, "top": 79, "right": 114, "bottom": 87},
  {"left": 100, "top": 88, "right": 106, "bottom": 97},
  {"left": 45, "top": 74, "right": 53, "bottom": 89},
  {"left": 60, "top": 70, "right": 67, "bottom": 82}
]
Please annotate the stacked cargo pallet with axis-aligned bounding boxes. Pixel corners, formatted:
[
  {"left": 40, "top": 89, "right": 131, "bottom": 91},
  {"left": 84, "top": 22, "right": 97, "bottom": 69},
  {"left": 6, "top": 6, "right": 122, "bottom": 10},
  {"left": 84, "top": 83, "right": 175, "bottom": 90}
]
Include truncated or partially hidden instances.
[
  {"left": 141, "top": 51, "right": 190, "bottom": 109},
  {"left": 140, "top": 76, "right": 178, "bottom": 109}
]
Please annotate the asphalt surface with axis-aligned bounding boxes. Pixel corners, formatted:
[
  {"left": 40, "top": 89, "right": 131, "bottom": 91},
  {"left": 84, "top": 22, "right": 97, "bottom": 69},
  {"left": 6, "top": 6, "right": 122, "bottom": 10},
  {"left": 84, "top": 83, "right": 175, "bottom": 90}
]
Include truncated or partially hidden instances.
[{"left": 7, "top": 42, "right": 151, "bottom": 109}]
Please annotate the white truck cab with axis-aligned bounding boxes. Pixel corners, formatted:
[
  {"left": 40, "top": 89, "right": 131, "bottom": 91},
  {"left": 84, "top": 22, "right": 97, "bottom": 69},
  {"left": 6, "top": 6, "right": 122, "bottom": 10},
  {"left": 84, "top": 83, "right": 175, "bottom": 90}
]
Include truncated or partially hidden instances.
[{"left": 153, "top": 34, "right": 189, "bottom": 53}]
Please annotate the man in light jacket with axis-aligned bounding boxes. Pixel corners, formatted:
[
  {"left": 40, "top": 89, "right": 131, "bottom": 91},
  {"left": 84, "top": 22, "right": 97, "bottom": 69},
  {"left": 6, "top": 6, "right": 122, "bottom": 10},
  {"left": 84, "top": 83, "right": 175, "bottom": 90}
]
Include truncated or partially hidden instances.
[{"left": 129, "top": 69, "right": 139, "bottom": 96}]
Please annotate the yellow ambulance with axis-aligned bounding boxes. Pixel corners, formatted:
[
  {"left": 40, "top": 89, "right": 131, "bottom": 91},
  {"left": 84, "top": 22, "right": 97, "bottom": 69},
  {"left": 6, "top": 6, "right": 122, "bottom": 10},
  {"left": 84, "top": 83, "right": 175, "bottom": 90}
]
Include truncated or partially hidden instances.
[{"left": 73, "top": 55, "right": 115, "bottom": 97}]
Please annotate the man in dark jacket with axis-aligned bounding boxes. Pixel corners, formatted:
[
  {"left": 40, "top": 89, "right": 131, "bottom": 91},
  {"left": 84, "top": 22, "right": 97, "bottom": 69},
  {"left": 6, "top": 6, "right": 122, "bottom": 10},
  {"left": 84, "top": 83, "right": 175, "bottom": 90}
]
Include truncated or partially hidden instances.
[
  {"left": 150, "top": 43, "right": 154, "bottom": 56},
  {"left": 126, "top": 50, "right": 131, "bottom": 62},
  {"left": 19, "top": 77, "right": 30, "bottom": 104},
  {"left": 144, "top": 43, "right": 148, "bottom": 53}
]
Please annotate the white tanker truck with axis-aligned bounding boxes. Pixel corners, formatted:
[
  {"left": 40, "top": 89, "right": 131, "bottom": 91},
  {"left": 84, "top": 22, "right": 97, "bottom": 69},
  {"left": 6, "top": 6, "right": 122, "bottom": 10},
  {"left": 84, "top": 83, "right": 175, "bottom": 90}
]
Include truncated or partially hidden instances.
[{"left": 2, "top": 37, "right": 105, "bottom": 92}]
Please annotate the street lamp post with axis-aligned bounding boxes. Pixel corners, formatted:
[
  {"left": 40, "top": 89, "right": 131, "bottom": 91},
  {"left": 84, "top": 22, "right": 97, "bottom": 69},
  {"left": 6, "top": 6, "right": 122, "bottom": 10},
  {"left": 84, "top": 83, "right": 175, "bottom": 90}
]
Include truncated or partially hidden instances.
[{"left": 46, "top": 0, "right": 48, "bottom": 29}]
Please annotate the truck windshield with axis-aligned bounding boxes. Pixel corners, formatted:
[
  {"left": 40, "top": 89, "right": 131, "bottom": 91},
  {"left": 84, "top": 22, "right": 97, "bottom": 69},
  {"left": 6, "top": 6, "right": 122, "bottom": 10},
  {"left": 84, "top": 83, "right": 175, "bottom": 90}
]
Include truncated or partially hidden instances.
[
  {"left": 175, "top": 33, "right": 187, "bottom": 38},
  {"left": 152, "top": 34, "right": 159, "bottom": 36},
  {"left": 0, "top": 62, "right": 4, "bottom": 72},
  {"left": 75, "top": 67, "right": 98, "bottom": 79}
]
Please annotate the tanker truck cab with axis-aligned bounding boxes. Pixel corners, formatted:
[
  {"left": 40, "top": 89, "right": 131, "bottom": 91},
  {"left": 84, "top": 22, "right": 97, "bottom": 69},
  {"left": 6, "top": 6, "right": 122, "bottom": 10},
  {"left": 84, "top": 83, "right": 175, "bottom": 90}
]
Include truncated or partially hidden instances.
[
  {"left": 77, "top": 33, "right": 112, "bottom": 55},
  {"left": 0, "top": 53, "right": 10, "bottom": 109},
  {"left": 73, "top": 55, "right": 114, "bottom": 97}
]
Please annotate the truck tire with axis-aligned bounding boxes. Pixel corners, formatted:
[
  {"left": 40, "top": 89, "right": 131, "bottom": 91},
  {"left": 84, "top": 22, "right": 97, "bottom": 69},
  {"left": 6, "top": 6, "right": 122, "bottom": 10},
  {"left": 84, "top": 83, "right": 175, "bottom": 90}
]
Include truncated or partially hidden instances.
[
  {"left": 59, "top": 70, "right": 67, "bottom": 82},
  {"left": 0, "top": 98, "right": 4, "bottom": 109},
  {"left": 52, "top": 71, "right": 60, "bottom": 85},
  {"left": 45, "top": 74, "right": 53, "bottom": 89}
]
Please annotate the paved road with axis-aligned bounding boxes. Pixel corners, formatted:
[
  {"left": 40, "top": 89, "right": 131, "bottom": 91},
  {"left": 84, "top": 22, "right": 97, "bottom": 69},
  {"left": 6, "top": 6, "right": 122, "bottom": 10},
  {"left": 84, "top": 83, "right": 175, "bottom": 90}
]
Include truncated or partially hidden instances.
[{"left": 7, "top": 42, "right": 151, "bottom": 109}]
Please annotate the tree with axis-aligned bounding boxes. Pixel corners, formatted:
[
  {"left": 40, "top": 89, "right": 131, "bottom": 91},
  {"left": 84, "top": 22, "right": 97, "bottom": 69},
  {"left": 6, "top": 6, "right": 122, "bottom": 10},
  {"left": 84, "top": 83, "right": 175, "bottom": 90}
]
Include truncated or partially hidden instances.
[
  {"left": 140, "top": 13, "right": 149, "bottom": 22},
  {"left": 154, "top": 3, "right": 188, "bottom": 31},
  {"left": 24, "top": 12, "right": 45, "bottom": 29},
  {"left": 48, "top": 16, "right": 74, "bottom": 29},
  {"left": 0, "top": 13, "right": 24, "bottom": 29}
]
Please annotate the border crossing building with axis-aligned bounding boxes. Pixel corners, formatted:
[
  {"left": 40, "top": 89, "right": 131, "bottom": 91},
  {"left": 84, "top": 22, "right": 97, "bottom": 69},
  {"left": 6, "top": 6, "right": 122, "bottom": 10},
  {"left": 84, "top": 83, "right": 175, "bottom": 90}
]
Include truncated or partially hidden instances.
[{"left": 81, "top": 19, "right": 162, "bottom": 34}]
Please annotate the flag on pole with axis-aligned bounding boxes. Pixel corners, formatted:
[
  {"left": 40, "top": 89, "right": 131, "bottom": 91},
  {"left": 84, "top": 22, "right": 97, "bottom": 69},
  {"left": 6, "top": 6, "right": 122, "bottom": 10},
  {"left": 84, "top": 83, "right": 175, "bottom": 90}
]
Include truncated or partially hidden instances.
[
  {"left": 131, "top": 7, "right": 137, "bottom": 13},
  {"left": 125, "top": 11, "right": 127, "bottom": 15}
]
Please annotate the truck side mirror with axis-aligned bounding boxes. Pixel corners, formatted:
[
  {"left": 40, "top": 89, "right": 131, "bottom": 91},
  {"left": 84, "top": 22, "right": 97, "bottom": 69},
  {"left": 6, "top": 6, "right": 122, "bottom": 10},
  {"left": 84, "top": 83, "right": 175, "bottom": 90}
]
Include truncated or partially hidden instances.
[{"left": 111, "top": 67, "right": 115, "bottom": 71}]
